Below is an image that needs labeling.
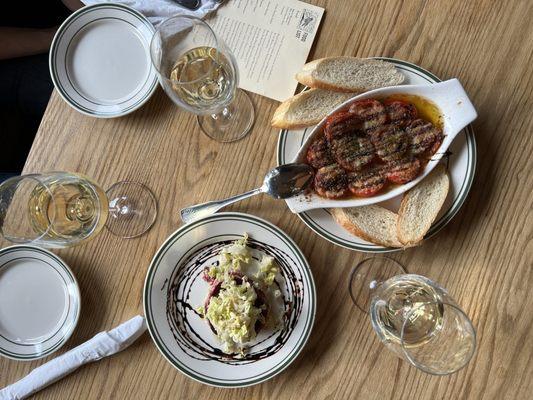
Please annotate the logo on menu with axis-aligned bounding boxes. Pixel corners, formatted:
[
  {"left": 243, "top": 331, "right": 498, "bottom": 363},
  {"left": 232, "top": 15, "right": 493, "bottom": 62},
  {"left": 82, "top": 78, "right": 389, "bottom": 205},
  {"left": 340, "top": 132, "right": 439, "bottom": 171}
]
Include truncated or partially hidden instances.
[{"left": 296, "top": 9, "right": 318, "bottom": 42}]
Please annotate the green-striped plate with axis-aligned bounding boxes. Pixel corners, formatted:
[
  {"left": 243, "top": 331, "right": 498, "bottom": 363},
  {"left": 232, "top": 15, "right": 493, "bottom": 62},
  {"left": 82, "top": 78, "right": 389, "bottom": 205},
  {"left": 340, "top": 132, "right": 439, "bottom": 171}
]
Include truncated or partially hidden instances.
[
  {"left": 49, "top": 3, "right": 158, "bottom": 118},
  {"left": 277, "top": 58, "right": 476, "bottom": 253},
  {"left": 143, "top": 212, "right": 316, "bottom": 387},
  {"left": 0, "top": 246, "right": 80, "bottom": 361}
]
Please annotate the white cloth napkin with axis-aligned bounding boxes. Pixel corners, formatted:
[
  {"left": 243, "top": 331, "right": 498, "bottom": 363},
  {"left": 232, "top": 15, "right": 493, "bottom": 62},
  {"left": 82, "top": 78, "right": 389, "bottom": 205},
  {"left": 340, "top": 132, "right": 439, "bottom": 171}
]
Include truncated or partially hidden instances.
[
  {"left": 82, "top": 0, "right": 221, "bottom": 26},
  {"left": 0, "top": 316, "right": 146, "bottom": 400}
]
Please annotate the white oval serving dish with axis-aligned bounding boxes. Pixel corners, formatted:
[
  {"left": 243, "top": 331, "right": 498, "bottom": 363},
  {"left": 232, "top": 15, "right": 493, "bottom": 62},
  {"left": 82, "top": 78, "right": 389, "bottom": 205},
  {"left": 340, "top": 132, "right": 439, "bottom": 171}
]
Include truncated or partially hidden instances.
[{"left": 285, "top": 78, "right": 477, "bottom": 213}]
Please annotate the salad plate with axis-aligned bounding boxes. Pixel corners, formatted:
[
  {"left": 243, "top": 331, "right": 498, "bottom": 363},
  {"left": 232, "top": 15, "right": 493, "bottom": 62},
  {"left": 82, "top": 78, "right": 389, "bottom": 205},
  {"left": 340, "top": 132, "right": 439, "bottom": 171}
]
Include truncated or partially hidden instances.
[
  {"left": 0, "top": 246, "right": 80, "bottom": 361},
  {"left": 49, "top": 3, "right": 158, "bottom": 118},
  {"left": 277, "top": 58, "right": 477, "bottom": 252},
  {"left": 143, "top": 212, "right": 316, "bottom": 387}
]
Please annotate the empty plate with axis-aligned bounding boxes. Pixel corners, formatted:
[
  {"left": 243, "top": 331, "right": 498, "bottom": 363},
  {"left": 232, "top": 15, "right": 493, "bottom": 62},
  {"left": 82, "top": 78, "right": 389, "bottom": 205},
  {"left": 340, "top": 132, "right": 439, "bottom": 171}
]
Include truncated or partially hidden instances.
[
  {"left": 49, "top": 3, "right": 158, "bottom": 118},
  {"left": 0, "top": 246, "right": 80, "bottom": 360}
]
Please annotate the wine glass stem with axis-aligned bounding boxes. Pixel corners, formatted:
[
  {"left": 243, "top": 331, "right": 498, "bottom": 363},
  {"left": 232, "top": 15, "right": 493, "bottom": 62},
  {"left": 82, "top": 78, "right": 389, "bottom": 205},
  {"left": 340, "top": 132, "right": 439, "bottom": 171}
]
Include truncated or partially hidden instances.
[{"left": 211, "top": 104, "right": 233, "bottom": 123}]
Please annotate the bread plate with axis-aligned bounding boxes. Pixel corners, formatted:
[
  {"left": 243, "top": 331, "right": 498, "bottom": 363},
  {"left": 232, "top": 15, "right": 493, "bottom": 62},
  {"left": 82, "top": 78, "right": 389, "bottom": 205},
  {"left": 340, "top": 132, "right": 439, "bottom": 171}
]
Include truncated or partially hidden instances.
[
  {"left": 285, "top": 78, "right": 477, "bottom": 213},
  {"left": 278, "top": 58, "right": 477, "bottom": 252}
]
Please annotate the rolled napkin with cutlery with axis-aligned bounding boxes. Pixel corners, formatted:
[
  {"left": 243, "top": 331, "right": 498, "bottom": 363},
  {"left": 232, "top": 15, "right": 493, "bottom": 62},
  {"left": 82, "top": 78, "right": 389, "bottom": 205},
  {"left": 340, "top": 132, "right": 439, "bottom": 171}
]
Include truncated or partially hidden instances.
[
  {"left": 81, "top": 0, "right": 222, "bottom": 26},
  {"left": 0, "top": 316, "right": 146, "bottom": 400}
]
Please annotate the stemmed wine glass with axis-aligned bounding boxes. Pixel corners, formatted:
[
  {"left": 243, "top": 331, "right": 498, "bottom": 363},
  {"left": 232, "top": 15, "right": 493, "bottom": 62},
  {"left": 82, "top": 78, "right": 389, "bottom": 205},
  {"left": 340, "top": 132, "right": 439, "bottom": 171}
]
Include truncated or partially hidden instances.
[
  {"left": 350, "top": 257, "right": 476, "bottom": 375},
  {"left": 149, "top": 15, "right": 254, "bottom": 142},
  {"left": 0, "top": 172, "right": 157, "bottom": 248}
]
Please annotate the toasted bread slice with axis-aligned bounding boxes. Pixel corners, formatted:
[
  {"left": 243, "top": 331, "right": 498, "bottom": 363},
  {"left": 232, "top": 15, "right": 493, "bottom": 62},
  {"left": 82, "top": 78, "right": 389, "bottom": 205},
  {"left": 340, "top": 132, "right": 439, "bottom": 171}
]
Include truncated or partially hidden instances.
[
  {"left": 295, "top": 57, "right": 404, "bottom": 93},
  {"left": 271, "top": 89, "right": 356, "bottom": 129},
  {"left": 397, "top": 164, "right": 450, "bottom": 246},
  {"left": 331, "top": 206, "right": 404, "bottom": 248}
]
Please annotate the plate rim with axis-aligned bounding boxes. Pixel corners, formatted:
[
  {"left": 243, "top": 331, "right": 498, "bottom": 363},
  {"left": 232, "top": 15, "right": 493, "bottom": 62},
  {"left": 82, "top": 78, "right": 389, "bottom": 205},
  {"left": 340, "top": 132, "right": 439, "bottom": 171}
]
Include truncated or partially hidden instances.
[
  {"left": 143, "top": 212, "right": 317, "bottom": 387},
  {"left": 49, "top": 3, "right": 158, "bottom": 118},
  {"left": 277, "top": 57, "right": 477, "bottom": 253},
  {"left": 0, "top": 245, "right": 81, "bottom": 361}
]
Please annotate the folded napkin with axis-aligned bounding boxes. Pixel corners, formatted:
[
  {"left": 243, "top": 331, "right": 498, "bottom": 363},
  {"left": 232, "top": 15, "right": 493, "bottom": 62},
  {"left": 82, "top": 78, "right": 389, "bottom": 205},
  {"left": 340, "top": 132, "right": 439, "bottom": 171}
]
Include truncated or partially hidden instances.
[
  {"left": 0, "top": 316, "right": 146, "bottom": 400},
  {"left": 82, "top": 0, "right": 222, "bottom": 26}
]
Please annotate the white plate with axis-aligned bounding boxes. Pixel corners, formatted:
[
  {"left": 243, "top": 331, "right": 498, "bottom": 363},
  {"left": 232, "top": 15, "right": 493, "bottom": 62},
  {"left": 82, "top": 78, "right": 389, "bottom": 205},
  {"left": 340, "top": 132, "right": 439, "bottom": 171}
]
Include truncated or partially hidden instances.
[
  {"left": 50, "top": 3, "right": 158, "bottom": 118},
  {"left": 278, "top": 58, "right": 476, "bottom": 252},
  {"left": 0, "top": 246, "right": 80, "bottom": 360},
  {"left": 144, "top": 212, "right": 316, "bottom": 387}
]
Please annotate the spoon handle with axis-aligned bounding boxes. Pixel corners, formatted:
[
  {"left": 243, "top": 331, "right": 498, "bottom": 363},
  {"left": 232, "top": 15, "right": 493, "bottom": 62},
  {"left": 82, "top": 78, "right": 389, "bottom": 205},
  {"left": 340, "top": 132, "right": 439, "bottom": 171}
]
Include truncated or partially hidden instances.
[{"left": 180, "top": 187, "right": 264, "bottom": 224}]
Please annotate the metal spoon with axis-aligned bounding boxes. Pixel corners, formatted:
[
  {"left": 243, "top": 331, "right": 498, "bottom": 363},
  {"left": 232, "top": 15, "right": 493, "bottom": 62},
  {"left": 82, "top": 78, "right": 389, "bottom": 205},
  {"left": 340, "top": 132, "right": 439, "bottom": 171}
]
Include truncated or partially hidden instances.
[{"left": 180, "top": 163, "right": 314, "bottom": 224}]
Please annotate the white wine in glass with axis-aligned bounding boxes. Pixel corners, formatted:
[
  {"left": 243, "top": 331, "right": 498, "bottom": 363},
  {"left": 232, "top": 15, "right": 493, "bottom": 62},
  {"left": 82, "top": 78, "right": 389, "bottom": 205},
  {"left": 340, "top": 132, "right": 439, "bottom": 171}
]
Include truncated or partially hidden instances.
[
  {"left": 349, "top": 258, "right": 476, "bottom": 375},
  {"left": 0, "top": 172, "right": 157, "bottom": 248},
  {"left": 28, "top": 174, "right": 109, "bottom": 245},
  {"left": 169, "top": 46, "right": 234, "bottom": 112},
  {"left": 371, "top": 275, "right": 444, "bottom": 347},
  {"left": 150, "top": 15, "right": 254, "bottom": 142}
]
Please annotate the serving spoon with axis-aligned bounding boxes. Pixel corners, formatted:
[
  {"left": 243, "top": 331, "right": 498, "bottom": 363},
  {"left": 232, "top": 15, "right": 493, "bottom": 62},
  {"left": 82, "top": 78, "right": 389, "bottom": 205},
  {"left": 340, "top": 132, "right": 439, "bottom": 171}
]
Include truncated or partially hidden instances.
[{"left": 180, "top": 163, "right": 314, "bottom": 224}]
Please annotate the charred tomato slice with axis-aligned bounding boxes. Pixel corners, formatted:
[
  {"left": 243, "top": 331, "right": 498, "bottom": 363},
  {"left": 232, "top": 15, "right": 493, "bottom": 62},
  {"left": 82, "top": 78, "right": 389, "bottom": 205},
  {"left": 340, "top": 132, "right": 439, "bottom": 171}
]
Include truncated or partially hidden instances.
[{"left": 314, "top": 163, "right": 349, "bottom": 199}]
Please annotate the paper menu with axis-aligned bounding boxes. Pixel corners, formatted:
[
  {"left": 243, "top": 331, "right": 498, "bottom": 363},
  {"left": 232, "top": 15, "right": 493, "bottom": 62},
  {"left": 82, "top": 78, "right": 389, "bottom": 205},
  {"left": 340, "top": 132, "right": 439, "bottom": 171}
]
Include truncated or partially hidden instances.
[{"left": 206, "top": 0, "right": 324, "bottom": 102}]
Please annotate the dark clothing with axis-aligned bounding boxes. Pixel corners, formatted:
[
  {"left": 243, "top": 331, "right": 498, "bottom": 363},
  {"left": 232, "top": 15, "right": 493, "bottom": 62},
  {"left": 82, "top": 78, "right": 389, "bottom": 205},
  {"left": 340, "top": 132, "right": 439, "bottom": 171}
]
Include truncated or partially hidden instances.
[
  {"left": 0, "top": 54, "right": 54, "bottom": 173},
  {"left": 0, "top": 1, "right": 71, "bottom": 28},
  {"left": 0, "top": 1, "right": 72, "bottom": 176}
]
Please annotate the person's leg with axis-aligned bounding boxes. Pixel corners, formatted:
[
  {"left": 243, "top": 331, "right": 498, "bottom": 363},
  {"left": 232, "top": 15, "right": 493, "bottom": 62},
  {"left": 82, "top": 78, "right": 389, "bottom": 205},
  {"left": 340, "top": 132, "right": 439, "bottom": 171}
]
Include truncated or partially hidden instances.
[{"left": 0, "top": 53, "right": 53, "bottom": 174}]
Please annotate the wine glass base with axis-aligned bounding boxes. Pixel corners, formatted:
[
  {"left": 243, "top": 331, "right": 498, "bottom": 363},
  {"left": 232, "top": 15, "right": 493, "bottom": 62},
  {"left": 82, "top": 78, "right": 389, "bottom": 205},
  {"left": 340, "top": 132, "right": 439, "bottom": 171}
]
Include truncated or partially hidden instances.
[
  {"left": 105, "top": 181, "right": 157, "bottom": 238},
  {"left": 349, "top": 256, "right": 407, "bottom": 313},
  {"left": 197, "top": 88, "right": 255, "bottom": 143}
]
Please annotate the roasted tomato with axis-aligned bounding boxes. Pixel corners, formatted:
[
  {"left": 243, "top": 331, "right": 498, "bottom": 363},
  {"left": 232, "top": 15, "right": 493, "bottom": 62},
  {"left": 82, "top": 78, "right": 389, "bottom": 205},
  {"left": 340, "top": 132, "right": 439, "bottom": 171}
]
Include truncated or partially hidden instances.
[
  {"left": 429, "top": 136, "right": 444, "bottom": 156},
  {"left": 385, "top": 158, "right": 421, "bottom": 184},
  {"left": 384, "top": 100, "right": 418, "bottom": 127},
  {"left": 330, "top": 133, "right": 375, "bottom": 171},
  {"left": 324, "top": 111, "right": 361, "bottom": 142},
  {"left": 406, "top": 119, "right": 444, "bottom": 155},
  {"left": 314, "top": 164, "right": 349, "bottom": 199},
  {"left": 347, "top": 166, "right": 387, "bottom": 197},
  {"left": 369, "top": 125, "right": 409, "bottom": 163},
  {"left": 348, "top": 99, "right": 387, "bottom": 131},
  {"left": 306, "top": 136, "right": 335, "bottom": 169}
]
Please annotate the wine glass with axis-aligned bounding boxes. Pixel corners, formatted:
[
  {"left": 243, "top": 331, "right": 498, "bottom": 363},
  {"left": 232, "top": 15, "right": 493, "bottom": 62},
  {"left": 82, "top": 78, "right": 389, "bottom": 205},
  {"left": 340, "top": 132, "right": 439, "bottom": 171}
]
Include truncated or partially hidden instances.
[
  {"left": 349, "top": 257, "right": 476, "bottom": 375},
  {"left": 150, "top": 15, "right": 254, "bottom": 142},
  {"left": 0, "top": 172, "right": 157, "bottom": 248}
]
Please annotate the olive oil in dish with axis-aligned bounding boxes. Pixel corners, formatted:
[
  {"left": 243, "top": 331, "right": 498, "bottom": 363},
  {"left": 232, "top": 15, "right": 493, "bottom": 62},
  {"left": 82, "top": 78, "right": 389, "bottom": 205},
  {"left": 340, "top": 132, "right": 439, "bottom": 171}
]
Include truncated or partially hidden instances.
[{"left": 383, "top": 94, "right": 443, "bottom": 129}]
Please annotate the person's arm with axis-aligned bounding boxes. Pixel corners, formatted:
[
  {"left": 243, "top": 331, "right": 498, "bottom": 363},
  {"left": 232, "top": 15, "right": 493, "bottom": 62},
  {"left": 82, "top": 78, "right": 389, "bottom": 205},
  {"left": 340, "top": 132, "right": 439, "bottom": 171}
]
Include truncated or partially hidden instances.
[
  {"left": 62, "top": 0, "right": 84, "bottom": 11},
  {"left": 0, "top": 27, "right": 56, "bottom": 60}
]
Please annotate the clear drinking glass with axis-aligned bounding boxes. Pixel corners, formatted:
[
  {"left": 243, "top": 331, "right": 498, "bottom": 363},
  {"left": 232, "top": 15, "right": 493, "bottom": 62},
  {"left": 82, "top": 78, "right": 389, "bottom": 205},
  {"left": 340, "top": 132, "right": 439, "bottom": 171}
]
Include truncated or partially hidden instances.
[
  {"left": 349, "top": 257, "right": 476, "bottom": 375},
  {"left": 0, "top": 173, "right": 157, "bottom": 248},
  {"left": 150, "top": 15, "right": 254, "bottom": 142}
]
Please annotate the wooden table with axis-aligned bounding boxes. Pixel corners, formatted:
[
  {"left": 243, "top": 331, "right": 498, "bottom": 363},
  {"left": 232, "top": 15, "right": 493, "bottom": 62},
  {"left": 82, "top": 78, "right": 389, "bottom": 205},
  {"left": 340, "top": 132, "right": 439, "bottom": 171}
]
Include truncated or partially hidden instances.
[{"left": 2, "top": 0, "right": 533, "bottom": 398}]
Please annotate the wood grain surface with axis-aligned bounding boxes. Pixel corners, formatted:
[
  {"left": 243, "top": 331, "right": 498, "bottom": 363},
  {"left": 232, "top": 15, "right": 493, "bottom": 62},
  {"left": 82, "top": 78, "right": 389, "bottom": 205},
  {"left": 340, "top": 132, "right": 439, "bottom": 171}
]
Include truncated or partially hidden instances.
[{"left": 1, "top": 0, "right": 533, "bottom": 399}]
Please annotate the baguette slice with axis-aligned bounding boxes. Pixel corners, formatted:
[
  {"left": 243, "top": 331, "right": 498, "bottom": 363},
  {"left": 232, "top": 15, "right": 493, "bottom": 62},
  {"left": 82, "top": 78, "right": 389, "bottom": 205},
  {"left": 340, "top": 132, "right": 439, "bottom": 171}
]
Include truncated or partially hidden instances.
[
  {"left": 295, "top": 57, "right": 404, "bottom": 92},
  {"left": 331, "top": 206, "right": 404, "bottom": 248},
  {"left": 397, "top": 164, "right": 450, "bottom": 246},
  {"left": 271, "top": 89, "right": 356, "bottom": 129}
]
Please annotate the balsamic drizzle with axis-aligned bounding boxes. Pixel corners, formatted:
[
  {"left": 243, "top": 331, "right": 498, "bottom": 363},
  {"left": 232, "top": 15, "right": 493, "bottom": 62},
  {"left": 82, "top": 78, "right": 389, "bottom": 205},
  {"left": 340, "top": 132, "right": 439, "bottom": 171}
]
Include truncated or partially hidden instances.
[{"left": 164, "top": 238, "right": 305, "bottom": 365}]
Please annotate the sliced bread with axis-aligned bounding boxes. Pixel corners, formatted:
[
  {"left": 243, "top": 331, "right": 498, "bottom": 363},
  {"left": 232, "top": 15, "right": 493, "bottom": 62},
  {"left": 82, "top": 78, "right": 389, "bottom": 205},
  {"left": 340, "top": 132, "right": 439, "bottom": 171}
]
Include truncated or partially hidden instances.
[
  {"left": 397, "top": 164, "right": 450, "bottom": 246},
  {"left": 295, "top": 57, "right": 405, "bottom": 93},
  {"left": 330, "top": 206, "right": 404, "bottom": 248},
  {"left": 271, "top": 89, "right": 356, "bottom": 129}
]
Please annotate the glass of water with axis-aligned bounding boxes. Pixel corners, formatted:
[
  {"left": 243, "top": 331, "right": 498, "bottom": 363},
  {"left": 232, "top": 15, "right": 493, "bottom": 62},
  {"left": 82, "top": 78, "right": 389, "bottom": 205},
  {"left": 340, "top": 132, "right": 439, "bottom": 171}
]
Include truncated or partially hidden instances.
[
  {"left": 350, "top": 257, "right": 476, "bottom": 375},
  {"left": 150, "top": 15, "right": 255, "bottom": 142}
]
